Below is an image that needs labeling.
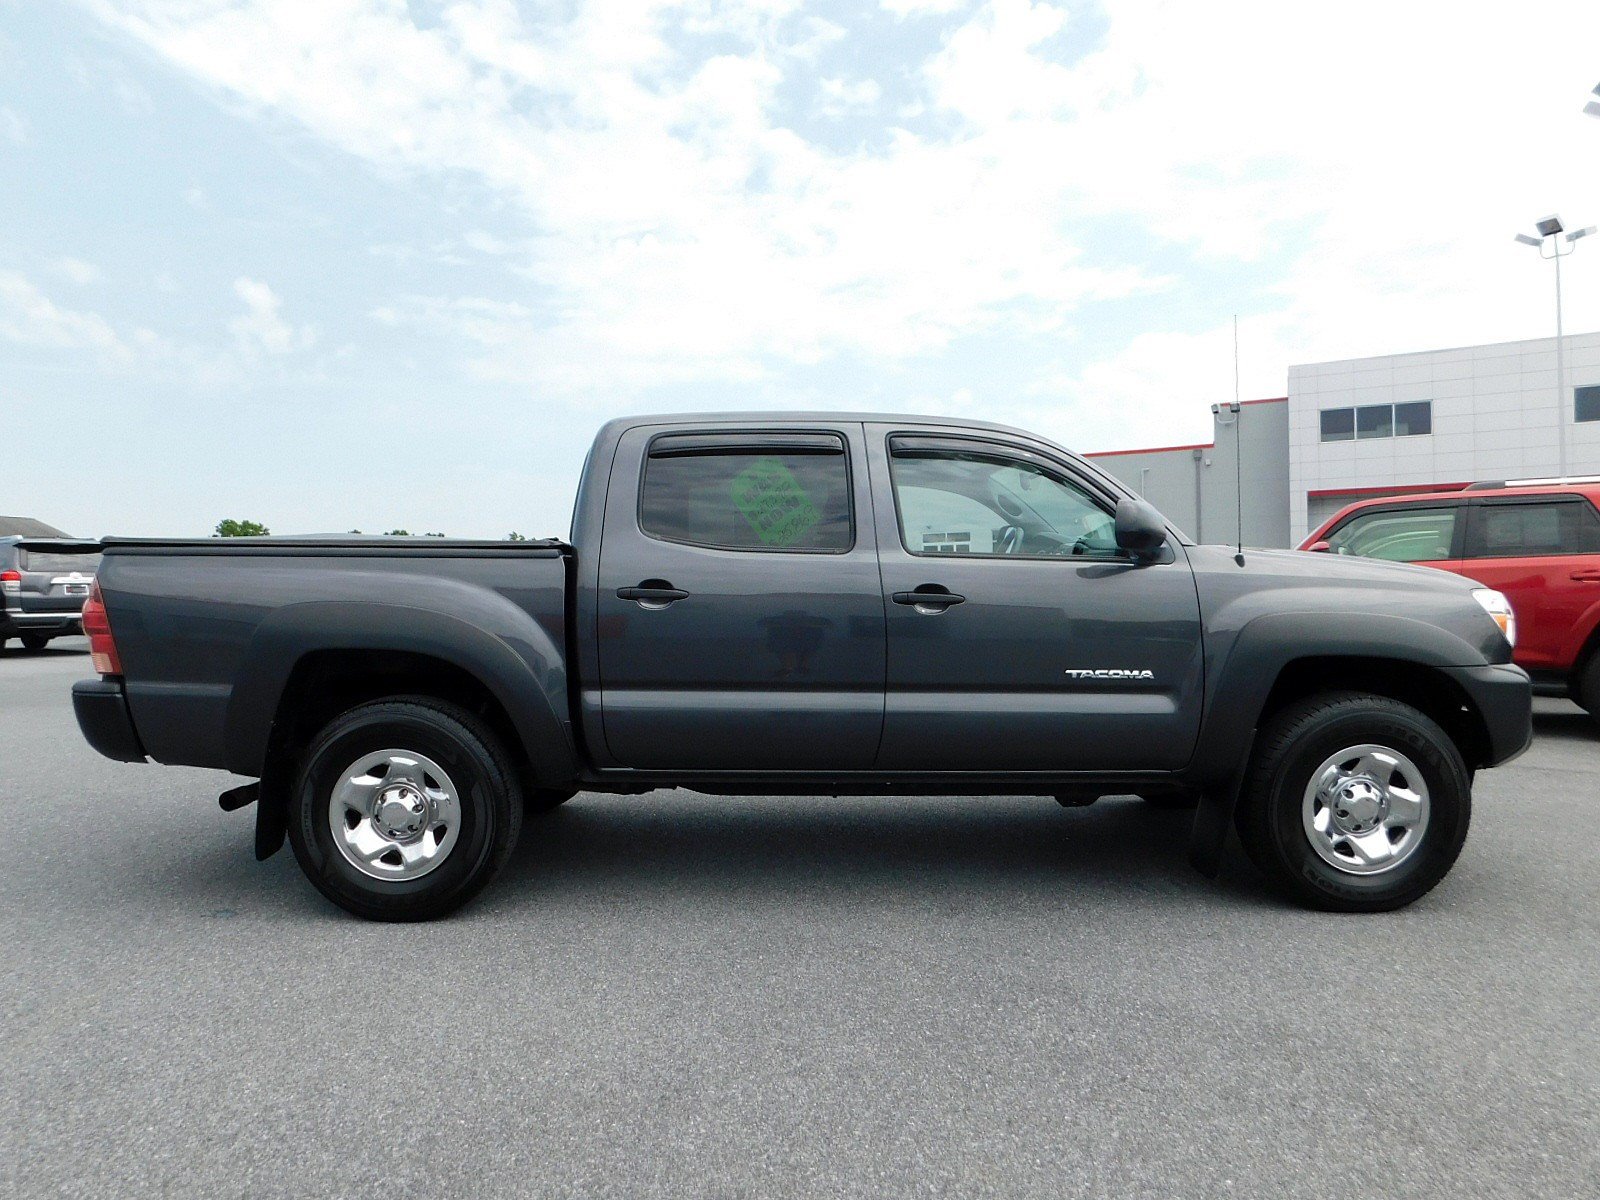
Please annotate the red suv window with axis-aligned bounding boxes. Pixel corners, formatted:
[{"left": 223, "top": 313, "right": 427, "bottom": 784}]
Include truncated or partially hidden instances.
[
  {"left": 1325, "top": 505, "right": 1460, "bottom": 563},
  {"left": 1463, "top": 500, "right": 1600, "bottom": 558}
]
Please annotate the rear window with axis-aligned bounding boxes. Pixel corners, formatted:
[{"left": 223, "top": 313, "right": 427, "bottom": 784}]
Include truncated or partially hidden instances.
[
  {"left": 17, "top": 551, "right": 100, "bottom": 574},
  {"left": 1465, "top": 501, "right": 1600, "bottom": 558},
  {"left": 639, "top": 435, "right": 852, "bottom": 552}
]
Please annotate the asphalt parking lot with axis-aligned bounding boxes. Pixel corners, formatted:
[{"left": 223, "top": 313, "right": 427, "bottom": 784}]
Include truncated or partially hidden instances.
[{"left": 3, "top": 640, "right": 1597, "bottom": 1199}]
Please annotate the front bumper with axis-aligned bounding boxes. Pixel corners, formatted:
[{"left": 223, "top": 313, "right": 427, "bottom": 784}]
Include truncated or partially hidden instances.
[
  {"left": 1442, "top": 663, "right": 1534, "bottom": 768},
  {"left": 72, "top": 679, "right": 147, "bottom": 763}
]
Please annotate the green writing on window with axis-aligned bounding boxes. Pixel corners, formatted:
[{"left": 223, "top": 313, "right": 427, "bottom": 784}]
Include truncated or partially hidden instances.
[{"left": 729, "top": 456, "right": 822, "bottom": 547}]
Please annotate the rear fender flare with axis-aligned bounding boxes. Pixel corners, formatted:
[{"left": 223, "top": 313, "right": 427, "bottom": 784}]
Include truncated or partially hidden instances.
[{"left": 223, "top": 599, "right": 575, "bottom": 786}]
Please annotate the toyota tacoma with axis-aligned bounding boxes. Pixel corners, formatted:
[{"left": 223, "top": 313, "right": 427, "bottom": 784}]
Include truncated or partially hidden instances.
[{"left": 46, "top": 414, "right": 1531, "bottom": 920}]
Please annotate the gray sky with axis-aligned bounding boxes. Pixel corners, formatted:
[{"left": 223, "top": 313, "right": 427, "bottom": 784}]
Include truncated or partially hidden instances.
[{"left": 4, "top": 0, "right": 1600, "bottom": 538}]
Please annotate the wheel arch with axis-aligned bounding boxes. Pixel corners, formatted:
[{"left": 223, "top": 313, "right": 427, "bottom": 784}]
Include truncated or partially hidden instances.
[{"left": 225, "top": 601, "right": 577, "bottom": 787}]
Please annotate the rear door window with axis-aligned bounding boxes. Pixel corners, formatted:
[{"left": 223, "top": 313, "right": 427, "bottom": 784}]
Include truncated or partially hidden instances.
[
  {"left": 1325, "top": 506, "right": 1458, "bottom": 562},
  {"left": 1464, "top": 500, "right": 1600, "bottom": 558},
  {"left": 639, "top": 433, "right": 853, "bottom": 552}
]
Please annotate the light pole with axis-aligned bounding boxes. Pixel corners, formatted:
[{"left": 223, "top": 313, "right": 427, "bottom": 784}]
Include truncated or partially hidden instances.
[
  {"left": 1516, "top": 215, "right": 1596, "bottom": 477},
  {"left": 1586, "top": 83, "right": 1600, "bottom": 119}
]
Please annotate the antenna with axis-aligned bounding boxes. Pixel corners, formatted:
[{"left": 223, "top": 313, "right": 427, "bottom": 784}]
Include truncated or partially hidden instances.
[{"left": 1233, "top": 316, "right": 1244, "bottom": 566}]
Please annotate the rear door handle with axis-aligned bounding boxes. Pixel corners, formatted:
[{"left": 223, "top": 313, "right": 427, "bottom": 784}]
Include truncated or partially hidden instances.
[
  {"left": 892, "top": 586, "right": 965, "bottom": 611},
  {"left": 1570, "top": 570, "right": 1600, "bottom": 583},
  {"left": 617, "top": 581, "right": 689, "bottom": 607}
]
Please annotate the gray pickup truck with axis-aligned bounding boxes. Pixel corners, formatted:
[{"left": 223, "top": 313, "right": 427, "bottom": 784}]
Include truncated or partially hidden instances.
[{"left": 52, "top": 413, "right": 1531, "bottom": 920}]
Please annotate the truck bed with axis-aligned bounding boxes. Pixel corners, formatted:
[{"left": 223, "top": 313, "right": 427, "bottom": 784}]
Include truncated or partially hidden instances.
[{"left": 84, "top": 536, "right": 574, "bottom": 775}]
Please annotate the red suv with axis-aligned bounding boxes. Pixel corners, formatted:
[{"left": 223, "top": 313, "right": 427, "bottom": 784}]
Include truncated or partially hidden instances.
[{"left": 1302, "top": 481, "right": 1600, "bottom": 719}]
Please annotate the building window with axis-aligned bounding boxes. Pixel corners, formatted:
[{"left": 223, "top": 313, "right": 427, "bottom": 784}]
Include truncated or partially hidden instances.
[
  {"left": 1320, "top": 408, "right": 1355, "bottom": 441},
  {"left": 1576, "top": 385, "right": 1600, "bottom": 423},
  {"left": 1356, "top": 404, "right": 1393, "bottom": 439},
  {"left": 1319, "top": 402, "right": 1431, "bottom": 442},
  {"left": 1394, "top": 401, "right": 1432, "bottom": 436}
]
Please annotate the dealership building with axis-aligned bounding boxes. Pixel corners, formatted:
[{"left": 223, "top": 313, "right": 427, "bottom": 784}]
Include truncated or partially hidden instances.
[{"left": 1085, "top": 330, "right": 1600, "bottom": 548}]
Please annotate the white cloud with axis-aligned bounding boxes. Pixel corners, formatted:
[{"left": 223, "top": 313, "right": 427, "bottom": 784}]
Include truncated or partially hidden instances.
[
  {"left": 54, "top": 257, "right": 103, "bottom": 286},
  {"left": 881, "top": 0, "right": 969, "bottom": 16},
  {"left": 816, "top": 76, "right": 882, "bottom": 116},
  {"left": 229, "top": 277, "right": 314, "bottom": 355},
  {"left": 78, "top": 0, "right": 1600, "bottom": 445},
  {"left": 0, "top": 270, "right": 128, "bottom": 358},
  {"left": 0, "top": 105, "right": 26, "bottom": 145}
]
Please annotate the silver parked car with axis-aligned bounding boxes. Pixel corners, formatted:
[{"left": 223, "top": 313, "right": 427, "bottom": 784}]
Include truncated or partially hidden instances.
[{"left": 0, "top": 518, "right": 101, "bottom": 651}]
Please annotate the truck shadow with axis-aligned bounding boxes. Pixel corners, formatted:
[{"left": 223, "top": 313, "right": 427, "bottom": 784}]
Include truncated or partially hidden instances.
[
  {"left": 1530, "top": 707, "right": 1596, "bottom": 744},
  {"left": 498, "top": 795, "right": 1277, "bottom": 914}
]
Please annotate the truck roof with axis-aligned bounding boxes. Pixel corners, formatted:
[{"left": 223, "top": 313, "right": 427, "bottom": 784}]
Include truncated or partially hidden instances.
[{"left": 598, "top": 411, "right": 1056, "bottom": 444}]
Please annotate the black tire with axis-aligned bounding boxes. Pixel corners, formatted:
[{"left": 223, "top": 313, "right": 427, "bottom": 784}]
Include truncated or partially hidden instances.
[
  {"left": 1235, "top": 691, "right": 1471, "bottom": 912},
  {"left": 19, "top": 634, "right": 48, "bottom": 652},
  {"left": 1577, "top": 656, "right": 1600, "bottom": 726},
  {"left": 287, "top": 697, "right": 523, "bottom": 921}
]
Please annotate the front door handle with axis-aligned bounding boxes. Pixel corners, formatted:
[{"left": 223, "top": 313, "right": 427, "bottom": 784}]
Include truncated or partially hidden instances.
[
  {"left": 617, "top": 580, "right": 689, "bottom": 608},
  {"left": 892, "top": 585, "right": 965, "bottom": 612},
  {"left": 1570, "top": 570, "right": 1600, "bottom": 583}
]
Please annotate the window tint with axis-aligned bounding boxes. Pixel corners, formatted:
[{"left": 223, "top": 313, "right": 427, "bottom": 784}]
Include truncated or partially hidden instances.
[
  {"left": 1320, "top": 408, "right": 1354, "bottom": 441},
  {"left": 640, "top": 439, "right": 852, "bottom": 552},
  {"left": 1465, "top": 501, "right": 1600, "bottom": 559},
  {"left": 1326, "top": 506, "right": 1458, "bottom": 563},
  {"left": 1394, "top": 401, "right": 1432, "bottom": 436},
  {"left": 890, "top": 445, "right": 1119, "bottom": 558},
  {"left": 1320, "top": 402, "right": 1431, "bottom": 441},
  {"left": 1576, "top": 384, "right": 1600, "bottom": 423},
  {"left": 1356, "top": 404, "right": 1393, "bottom": 439}
]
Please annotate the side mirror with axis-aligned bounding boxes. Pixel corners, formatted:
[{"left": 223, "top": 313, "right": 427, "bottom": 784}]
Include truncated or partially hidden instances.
[
  {"left": 1306, "top": 540, "right": 1331, "bottom": 553},
  {"left": 1114, "top": 497, "right": 1167, "bottom": 560}
]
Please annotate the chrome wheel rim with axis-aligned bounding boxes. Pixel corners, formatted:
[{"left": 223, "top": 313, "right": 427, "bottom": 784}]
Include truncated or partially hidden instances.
[
  {"left": 1302, "top": 743, "right": 1430, "bottom": 875},
  {"left": 328, "top": 749, "right": 461, "bottom": 881}
]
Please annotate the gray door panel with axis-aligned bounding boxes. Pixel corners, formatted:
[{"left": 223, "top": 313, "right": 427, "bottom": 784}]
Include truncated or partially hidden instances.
[
  {"left": 596, "top": 423, "right": 886, "bottom": 770},
  {"left": 865, "top": 424, "right": 1204, "bottom": 772}
]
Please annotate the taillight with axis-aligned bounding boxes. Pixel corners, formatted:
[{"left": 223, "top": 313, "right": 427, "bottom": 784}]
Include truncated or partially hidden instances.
[
  {"left": 82, "top": 579, "right": 123, "bottom": 676},
  {"left": 0, "top": 569, "right": 19, "bottom": 595}
]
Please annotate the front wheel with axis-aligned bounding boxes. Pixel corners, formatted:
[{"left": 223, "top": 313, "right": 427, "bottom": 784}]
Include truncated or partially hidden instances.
[
  {"left": 1235, "top": 692, "right": 1471, "bottom": 912},
  {"left": 287, "top": 697, "right": 523, "bottom": 921},
  {"left": 19, "top": 634, "right": 48, "bottom": 652}
]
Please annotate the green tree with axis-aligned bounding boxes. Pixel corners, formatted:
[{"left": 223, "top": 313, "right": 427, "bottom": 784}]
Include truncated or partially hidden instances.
[
  {"left": 215, "top": 519, "right": 269, "bottom": 537},
  {"left": 506, "top": 531, "right": 528, "bottom": 541},
  {"left": 385, "top": 529, "right": 410, "bottom": 536}
]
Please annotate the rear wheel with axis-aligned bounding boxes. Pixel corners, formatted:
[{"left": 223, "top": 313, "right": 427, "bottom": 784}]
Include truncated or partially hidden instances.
[
  {"left": 287, "top": 697, "right": 522, "bottom": 921},
  {"left": 19, "top": 634, "right": 48, "bottom": 652},
  {"left": 1235, "top": 691, "right": 1471, "bottom": 912}
]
